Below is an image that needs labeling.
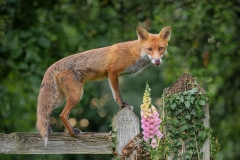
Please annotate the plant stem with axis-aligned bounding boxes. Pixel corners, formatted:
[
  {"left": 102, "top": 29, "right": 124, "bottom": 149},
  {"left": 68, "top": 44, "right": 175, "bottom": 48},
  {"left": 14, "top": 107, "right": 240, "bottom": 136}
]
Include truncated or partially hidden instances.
[
  {"left": 162, "top": 95, "right": 165, "bottom": 159},
  {"left": 162, "top": 95, "right": 165, "bottom": 121}
]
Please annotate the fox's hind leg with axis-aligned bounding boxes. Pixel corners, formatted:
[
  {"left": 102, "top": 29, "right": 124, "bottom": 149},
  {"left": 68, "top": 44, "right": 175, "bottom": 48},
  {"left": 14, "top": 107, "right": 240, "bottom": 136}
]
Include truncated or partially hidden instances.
[
  {"left": 60, "top": 92, "right": 83, "bottom": 136},
  {"left": 56, "top": 70, "right": 84, "bottom": 137}
]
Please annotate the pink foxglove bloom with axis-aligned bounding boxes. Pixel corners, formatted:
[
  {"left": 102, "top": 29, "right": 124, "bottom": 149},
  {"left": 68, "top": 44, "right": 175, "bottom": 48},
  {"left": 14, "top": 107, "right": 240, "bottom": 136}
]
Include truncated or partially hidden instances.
[
  {"left": 151, "top": 138, "right": 158, "bottom": 148},
  {"left": 140, "top": 83, "right": 163, "bottom": 148}
]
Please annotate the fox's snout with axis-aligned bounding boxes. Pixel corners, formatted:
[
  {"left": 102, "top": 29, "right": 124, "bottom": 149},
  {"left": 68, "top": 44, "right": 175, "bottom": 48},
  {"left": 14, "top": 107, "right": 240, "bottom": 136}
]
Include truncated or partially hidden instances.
[
  {"left": 154, "top": 59, "right": 161, "bottom": 66},
  {"left": 148, "top": 57, "right": 162, "bottom": 66}
]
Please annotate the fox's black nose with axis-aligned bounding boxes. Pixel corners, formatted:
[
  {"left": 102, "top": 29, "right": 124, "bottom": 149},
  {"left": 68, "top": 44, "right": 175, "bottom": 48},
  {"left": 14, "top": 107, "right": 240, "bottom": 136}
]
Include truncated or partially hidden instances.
[{"left": 154, "top": 59, "right": 161, "bottom": 66}]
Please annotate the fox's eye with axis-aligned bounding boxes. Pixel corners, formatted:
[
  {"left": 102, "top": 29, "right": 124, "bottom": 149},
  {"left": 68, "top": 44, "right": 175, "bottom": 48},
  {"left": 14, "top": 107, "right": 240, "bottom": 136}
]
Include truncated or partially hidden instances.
[
  {"left": 159, "top": 47, "right": 164, "bottom": 51},
  {"left": 148, "top": 48, "right": 152, "bottom": 51}
]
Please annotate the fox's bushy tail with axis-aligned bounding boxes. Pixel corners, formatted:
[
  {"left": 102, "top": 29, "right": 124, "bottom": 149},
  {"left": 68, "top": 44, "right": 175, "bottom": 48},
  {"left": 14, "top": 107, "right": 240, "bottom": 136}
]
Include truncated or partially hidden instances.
[{"left": 36, "top": 80, "right": 61, "bottom": 146}]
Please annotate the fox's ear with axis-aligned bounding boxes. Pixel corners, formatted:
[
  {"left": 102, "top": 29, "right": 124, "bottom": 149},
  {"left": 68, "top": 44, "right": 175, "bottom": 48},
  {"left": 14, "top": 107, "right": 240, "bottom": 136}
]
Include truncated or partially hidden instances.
[
  {"left": 159, "top": 26, "right": 171, "bottom": 40},
  {"left": 136, "top": 26, "right": 149, "bottom": 41}
]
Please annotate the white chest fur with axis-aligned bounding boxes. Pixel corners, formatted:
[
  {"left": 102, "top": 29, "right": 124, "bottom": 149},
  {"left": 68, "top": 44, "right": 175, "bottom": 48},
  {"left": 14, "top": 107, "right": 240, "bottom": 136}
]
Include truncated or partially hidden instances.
[{"left": 120, "top": 53, "right": 151, "bottom": 76}]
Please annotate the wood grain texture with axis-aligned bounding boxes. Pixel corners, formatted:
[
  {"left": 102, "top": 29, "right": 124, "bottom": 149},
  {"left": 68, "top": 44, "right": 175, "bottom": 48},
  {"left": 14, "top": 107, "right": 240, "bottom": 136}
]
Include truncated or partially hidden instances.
[
  {"left": 0, "top": 132, "right": 112, "bottom": 154},
  {"left": 112, "top": 107, "right": 140, "bottom": 157},
  {"left": 201, "top": 103, "right": 210, "bottom": 160}
]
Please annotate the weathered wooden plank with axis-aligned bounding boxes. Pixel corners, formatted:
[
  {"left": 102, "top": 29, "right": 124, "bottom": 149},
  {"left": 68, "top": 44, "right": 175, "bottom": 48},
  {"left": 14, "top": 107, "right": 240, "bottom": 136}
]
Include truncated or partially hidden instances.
[
  {"left": 0, "top": 132, "right": 112, "bottom": 154},
  {"left": 201, "top": 103, "right": 210, "bottom": 160},
  {"left": 112, "top": 107, "right": 140, "bottom": 159}
]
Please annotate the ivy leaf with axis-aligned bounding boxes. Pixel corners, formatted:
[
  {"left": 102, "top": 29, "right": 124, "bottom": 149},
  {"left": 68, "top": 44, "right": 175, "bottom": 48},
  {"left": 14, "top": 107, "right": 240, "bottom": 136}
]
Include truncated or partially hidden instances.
[
  {"left": 184, "top": 100, "right": 190, "bottom": 108},
  {"left": 200, "top": 152, "right": 204, "bottom": 158},
  {"left": 180, "top": 96, "right": 184, "bottom": 103},
  {"left": 180, "top": 125, "right": 188, "bottom": 132},
  {"left": 176, "top": 95, "right": 184, "bottom": 103},
  {"left": 196, "top": 107, "right": 205, "bottom": 118},
  {"left": 111, "top": 133, "right": 116, "bottom": 138},
  {"left": 180, "top": 132, "right": 188, "bottom": 140},
  {"left": 176, "top": 100, "right": 181, "bottom": 105},
  {"left": 186, "top": 95, "right": 191, "bottom": 100},
  {"left": 172, "top": 119, "right": 180, "bottom": 127},
  {"left": 171, "top": 103, "right": 177, "bottom": 110},
  {"left": 199, "top": 100, "right": 206, "bottom": 105},
  {"left": 176, "top": 140, "right": 182, "bottom": 147},
  {"left": 190, "top": 110, "right": 196, "bottom": 116},
  {"left": 178, "top": 108, "right": 183, "bottom": 113},
  {"left": 111, "top": 142, "right": 116, "bottom": 148},
  {"left": 190, "top": 96, "right": 195, "bottom": 104},
  {"left": 185, "top": 154, "right": 191, "bottom": 160},
  {"left": 185, "top": 114, "right": 191, "bottom": 120},
  {"left": 201, "top": 132, "right": 208, "bottom": 141},
  {"left": 170, "top": 96, "right": 174, "bottom": 104},
  {"left": 189, "top": 87, "right": 198, "bottom": 94}
]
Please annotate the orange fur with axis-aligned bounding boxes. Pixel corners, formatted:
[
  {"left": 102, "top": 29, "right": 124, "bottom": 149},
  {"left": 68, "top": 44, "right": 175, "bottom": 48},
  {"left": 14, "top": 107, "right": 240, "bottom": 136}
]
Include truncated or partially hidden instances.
[{"left": 36, "top": 26, "right": 171, "bottom": 146}]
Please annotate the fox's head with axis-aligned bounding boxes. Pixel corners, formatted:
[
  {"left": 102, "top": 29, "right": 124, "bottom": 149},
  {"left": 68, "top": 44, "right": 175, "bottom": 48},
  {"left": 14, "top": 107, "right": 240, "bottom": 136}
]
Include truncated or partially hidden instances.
[{"left": 136, "top": 26, "right": 171, "bottom": 66}]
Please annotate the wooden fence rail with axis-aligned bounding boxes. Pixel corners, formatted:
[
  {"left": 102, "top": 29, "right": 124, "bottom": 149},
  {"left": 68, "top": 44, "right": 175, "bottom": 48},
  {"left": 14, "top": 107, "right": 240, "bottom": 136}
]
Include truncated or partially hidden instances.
[
  {"left": 0, "top": 107, "right": 139, "bottom": 158},
  {"left": 0, "top": 132, "right": 112, "bottom": 154}
]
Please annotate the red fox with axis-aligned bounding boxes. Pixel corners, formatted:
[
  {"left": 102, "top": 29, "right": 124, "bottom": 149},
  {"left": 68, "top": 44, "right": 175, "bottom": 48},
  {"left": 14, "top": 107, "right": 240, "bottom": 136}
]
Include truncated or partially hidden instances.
[{"left": 37, "top": 26, "right": 171, "bottom": 146}]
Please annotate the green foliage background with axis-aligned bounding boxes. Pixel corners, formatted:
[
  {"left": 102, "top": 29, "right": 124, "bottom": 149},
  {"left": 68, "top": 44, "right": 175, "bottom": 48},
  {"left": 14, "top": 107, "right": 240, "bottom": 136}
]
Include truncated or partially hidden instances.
[{"left": 0, "top": 0, "right": 239, "bottom": 159}]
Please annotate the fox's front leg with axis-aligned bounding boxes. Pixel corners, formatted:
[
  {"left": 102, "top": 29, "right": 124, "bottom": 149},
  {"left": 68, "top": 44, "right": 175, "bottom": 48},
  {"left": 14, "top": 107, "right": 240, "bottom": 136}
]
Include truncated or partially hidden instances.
[{"left": 107, "top": 68, "right": 132, "bottom": 109}]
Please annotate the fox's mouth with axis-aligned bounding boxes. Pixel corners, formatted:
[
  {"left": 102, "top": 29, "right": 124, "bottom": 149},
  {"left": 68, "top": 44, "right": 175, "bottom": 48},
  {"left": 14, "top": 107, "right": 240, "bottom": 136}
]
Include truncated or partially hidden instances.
[
  {"left": 154, "top": 59, "right": 161, "bottom": 66},
  {"left": 147, "top": 55, "right": 162, "bottom": 66}
]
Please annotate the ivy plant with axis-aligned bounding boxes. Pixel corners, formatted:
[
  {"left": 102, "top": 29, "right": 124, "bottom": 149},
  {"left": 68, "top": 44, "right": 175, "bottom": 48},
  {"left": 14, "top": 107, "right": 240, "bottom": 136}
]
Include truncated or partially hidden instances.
[{"left": 163, "top": 83, "right": 210, "bottom": 160}]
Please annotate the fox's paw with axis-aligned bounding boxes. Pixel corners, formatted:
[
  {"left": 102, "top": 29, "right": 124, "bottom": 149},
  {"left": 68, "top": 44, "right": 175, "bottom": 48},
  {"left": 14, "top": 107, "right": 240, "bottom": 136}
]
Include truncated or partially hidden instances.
[
  {"left": 72, "top": 128, "right": 82, "bottom": 137},
  {"left": 121, "top": 102, "right": 133, "bottom": 110}
]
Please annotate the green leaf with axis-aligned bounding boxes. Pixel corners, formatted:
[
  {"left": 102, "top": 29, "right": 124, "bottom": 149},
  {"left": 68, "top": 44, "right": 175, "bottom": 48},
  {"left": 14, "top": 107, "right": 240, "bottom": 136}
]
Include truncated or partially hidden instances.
[
  {"left": 185, "top": 154, "right": 191, "bottom": 160},
  {"left": 170, "top": 96, "right": 175, "bottom": 104},
  {"left": 176, "top": 95, "right": 184, "bottom": 103},
  {"left": 180, "top": 96, "right": 184, "bottom": 103},
  {"left": 176, "top": 100, "right": 181, "bottom": 105},
  {"left": 180, "top": 125, "right": 188, "bottom": 132},
  {"left": 176, "top": 140, "right": 182, "bottom": 147},
  {"left": 111, "top": 142, "right": 116, "bottom": 148},
  {"left": 179, "top": 119, "right": 187, "bottom": 126},
  {"left": 193, "top": 87, "right": 198, "bottom": 92},
  {"left": 171, "top": 103, "right": 177, "bottom": 110},
  {"left": 184, "top": 101, "right": 190, "bottom": 108},
  {"left": 200, "top": 131, "right": 208, "bottom": 141},
  {"left": 172, "top": 119, "right": 180, "bottom": 127},
  {"left": 185, "top": 114, "right": 191, "bottom": 120},
  {"left": 180, "top": 133, "right": 188, "bottom": 140},
  {"left": 199, "top": 100, "right": 206, "bottom": 105},
  {"left": 178, "top": 108, "right": 183, "bottom": 113},
  {"left": 189, "top": 87, "right": 198, "bottom": 94},
  {"left": 190, "top": 96, "right": 195, "bottom": 104},
  {"left": 190, "top": 110, "right": 196, "bottom": 116}
]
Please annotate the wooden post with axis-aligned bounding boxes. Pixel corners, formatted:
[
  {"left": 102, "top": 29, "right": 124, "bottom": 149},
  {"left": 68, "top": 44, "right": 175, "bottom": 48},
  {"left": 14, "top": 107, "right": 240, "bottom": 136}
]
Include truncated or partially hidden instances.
[
  {"left": 112, "top": 107, "right": 140, "bottom": 159},
  {"left": 201, "top": 103, "right": 210, "bottom": 159},
  {"left": 163, "top": 73, "right": 210, "bottom": 160}
]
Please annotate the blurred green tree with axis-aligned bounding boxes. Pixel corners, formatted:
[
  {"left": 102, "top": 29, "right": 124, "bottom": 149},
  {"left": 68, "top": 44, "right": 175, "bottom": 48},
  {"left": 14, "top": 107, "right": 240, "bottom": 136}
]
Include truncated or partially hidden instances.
[{"left": 0, "top": 0, "right": 239, "bottom": 159}]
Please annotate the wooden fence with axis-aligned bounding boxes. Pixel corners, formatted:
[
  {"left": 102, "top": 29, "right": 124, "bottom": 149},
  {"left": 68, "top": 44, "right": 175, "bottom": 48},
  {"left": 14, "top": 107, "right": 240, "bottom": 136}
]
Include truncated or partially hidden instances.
[
  {"left": 0, "top": 73, "right": 210, "bottom": 160},
  {"left": 0, "top": 107, "right": 138, "bottom": 158}
]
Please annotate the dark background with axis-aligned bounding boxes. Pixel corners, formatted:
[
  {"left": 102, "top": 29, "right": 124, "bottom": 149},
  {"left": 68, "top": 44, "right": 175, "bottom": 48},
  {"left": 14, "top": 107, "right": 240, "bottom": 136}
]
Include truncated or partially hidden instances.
[{"left": 0, "top": 0, "right": 239, "bottom": 159}]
